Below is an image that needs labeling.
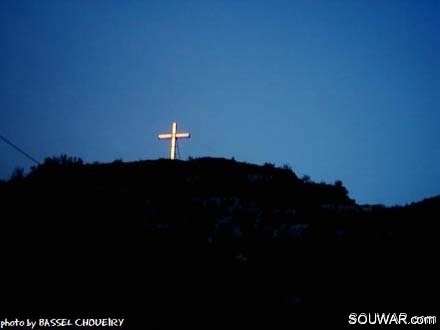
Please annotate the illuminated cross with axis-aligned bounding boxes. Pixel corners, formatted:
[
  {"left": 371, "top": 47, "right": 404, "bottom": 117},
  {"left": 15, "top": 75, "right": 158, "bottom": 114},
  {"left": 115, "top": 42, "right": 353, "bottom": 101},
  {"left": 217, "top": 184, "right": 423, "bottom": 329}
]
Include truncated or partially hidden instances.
[{"left": 158, "top": 122, "right": 190, "bottom": 160}]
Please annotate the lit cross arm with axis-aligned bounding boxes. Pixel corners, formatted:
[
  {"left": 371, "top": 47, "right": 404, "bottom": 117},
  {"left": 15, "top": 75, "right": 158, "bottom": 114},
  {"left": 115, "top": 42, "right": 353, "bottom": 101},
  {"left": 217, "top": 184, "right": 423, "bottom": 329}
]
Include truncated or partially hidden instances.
[
  {"left": 158, "top": 133, "right": 173, "bottom": 139},
  {"left": 157, "top": 132, "right": 190, "bottom": 139}
]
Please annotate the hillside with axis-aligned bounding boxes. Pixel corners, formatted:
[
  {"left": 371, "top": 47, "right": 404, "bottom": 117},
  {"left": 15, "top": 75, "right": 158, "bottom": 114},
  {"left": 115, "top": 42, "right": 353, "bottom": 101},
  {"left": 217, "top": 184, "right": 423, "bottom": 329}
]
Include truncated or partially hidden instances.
[{"left": 0, "top": 156, "right": 437, "bottom": 324}]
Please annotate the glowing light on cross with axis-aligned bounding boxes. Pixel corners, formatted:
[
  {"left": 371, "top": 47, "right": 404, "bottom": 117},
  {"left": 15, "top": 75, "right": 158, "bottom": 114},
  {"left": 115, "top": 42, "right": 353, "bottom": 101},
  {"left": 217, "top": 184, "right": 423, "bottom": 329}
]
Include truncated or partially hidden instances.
[{"left": 158, "top": 122, "right": 190, "bottom": 160}]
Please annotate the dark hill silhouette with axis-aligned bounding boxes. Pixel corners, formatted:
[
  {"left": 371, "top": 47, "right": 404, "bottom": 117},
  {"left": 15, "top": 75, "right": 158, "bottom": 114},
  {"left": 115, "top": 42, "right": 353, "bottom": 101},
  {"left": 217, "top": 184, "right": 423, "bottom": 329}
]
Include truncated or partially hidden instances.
[{"left": 0, "top": 155, "right": 437, "bottom": 325}]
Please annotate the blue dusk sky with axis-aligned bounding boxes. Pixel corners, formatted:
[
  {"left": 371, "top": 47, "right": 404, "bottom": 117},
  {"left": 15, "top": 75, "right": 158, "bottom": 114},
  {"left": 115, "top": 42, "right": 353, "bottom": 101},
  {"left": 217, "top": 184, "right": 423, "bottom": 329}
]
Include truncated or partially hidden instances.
[{"left": 1, "top": 0, "right": 439, "bottom": 206}]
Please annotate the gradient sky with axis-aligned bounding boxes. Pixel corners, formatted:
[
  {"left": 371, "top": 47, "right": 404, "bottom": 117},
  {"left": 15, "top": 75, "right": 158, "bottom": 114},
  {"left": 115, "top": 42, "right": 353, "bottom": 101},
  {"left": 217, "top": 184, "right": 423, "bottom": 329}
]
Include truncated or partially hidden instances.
[{"left": 1, "top": 0, "right": 439, "bottom": 206}]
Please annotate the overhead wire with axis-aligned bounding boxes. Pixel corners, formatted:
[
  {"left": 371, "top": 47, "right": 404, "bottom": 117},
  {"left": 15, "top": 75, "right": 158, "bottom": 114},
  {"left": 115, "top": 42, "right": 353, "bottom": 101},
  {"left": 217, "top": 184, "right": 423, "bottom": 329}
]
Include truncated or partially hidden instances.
[{"left": 0, "top": 133, "right": 41, "bottom": 165}]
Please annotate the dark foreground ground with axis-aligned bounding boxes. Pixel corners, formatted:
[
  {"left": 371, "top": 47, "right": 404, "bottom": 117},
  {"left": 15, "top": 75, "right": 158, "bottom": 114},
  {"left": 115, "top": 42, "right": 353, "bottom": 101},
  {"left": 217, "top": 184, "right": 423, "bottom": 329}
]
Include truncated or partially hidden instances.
[
  {"left": 0, "top": 159, "right": 438, "bottom": 327},
  {"left": 2, "top": 210, "right": 436, "bottom": 327}
]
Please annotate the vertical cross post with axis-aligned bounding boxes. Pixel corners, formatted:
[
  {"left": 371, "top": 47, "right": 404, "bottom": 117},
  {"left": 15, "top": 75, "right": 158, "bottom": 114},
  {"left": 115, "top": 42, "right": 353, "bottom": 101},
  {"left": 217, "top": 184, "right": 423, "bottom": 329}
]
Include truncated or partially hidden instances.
[{"left": 158, "top": 122, "right": 190, "bottom": 160}]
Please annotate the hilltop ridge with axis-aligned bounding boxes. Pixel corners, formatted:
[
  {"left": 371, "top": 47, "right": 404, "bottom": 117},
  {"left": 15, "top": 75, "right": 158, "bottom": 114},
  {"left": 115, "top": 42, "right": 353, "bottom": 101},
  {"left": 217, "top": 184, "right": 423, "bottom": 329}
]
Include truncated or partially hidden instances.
[{"left": 0, "top": 156, "right": 437, "bottom": 322}]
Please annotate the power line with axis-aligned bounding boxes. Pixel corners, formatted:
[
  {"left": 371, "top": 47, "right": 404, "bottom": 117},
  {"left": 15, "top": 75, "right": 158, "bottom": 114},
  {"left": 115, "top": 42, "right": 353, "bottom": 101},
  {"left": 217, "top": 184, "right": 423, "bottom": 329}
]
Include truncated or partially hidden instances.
[{"left": 0, "top": 134, "right": 41, "bottom": 165}]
